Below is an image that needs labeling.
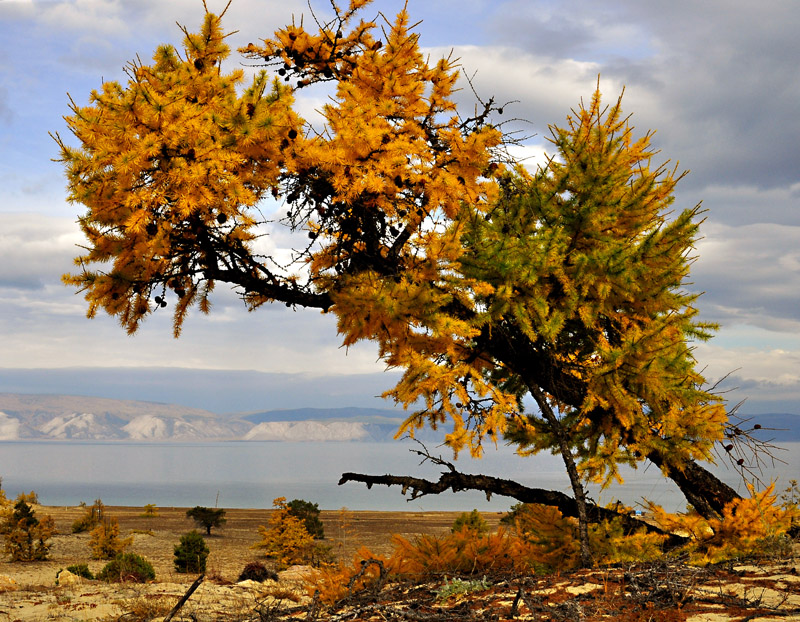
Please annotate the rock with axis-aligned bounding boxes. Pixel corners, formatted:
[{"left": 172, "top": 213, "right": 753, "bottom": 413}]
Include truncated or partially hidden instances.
[
  {"left": 0, "top": 574, "right": 18, "bottom": 592},
  {"left": 278, "top": 565, "right": 315, "bottom": 582},
  {"left": 56, "top": 569, "right": 84, "bottom": 586}
]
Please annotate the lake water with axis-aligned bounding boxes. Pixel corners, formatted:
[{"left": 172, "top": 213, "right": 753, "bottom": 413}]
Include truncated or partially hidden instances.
[{"left": 1, "top": 439, "right": 797, "bottom": 512}]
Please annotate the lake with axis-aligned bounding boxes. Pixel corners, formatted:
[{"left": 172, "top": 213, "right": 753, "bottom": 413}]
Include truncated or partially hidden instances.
[{"left": 1, "top": 439, "right": 797, "bottom": 512}]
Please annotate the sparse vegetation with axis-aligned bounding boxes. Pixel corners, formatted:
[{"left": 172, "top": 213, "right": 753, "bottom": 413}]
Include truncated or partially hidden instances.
[
  {"left": 72, "top": 499, "right": 106, "bottom": 533},
  {"left": 173, "top": 530, "right": 209, "bottom": 573},
  {"left": 97, "top": 552, "right": 155, "bottom": 583}
]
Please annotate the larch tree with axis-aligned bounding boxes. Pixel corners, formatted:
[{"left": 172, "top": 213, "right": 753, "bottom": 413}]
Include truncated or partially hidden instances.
[{"left": 54, "top": 0, "right": 745, "bottom": 564}]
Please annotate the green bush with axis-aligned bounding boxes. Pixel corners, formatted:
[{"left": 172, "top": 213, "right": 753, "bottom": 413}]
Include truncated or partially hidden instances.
[
  {"left": 237, "top": 561, "right": 278, "bottom": 583},
  {"left": 66, "top": 563, "right": 95, "bottom": 580},
  {"left": 287, "top": 499, "right": 325, "bottom": 539},
  {"left": 98, "top": 552, "right": 155, "bottom": 583},
  {"left": 174, "top": 530, "right": 209, "bottom": 574},
  {"left": 451, "top": 509, "right": 489, "bottom": 536}
]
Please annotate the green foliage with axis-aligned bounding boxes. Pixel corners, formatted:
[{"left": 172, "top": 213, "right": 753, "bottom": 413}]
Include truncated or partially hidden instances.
[
  {"left": 434, "top": 576, "right": 490, "bottom": 601},
  {"left": 2, "top": 499, "right": 55, "bottom": 562},
  {"left": 66, "top": 563, "right": 95, "bottom": 580},
  {"left": 451, "top": 509, "right": 489, "bottom": 536},
  {"left": 287, "top": 499, "right": 325, "bottom": 539},
  {"left": 238, "top": 561, "right": 278, "bottom": 583},
  {"left": 174, "top": 530, "right": 210, "bottom": 573},
  {"left": 72, "top": 499, "right": 106, "bottom": 533},
  {"left": 98, "top": 552, "right": 155, "bottom": 583},
  {"left": 186, "top": 506, "right": 227, "bottom": 535}
]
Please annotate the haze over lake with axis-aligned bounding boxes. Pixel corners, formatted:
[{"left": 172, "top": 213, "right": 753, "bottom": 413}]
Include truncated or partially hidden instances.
[{"left": 2, "top": 440, "right": 797, "bottom": 513}]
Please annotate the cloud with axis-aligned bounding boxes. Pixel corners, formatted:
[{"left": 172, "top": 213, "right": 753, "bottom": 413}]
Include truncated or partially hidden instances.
[
  {"left": 695, "top": 183, "right": 800, "bottom": 228},
  {"left": 692, "top": 222, "right": 800, "bottom": 331},
  {"left": 475, "top": 0, "right": 800, "bottom": 192},
  {"left": 0, "top": 214, "right": 82, "bottom": 289},
  {"left": 693, "top": 337, "right": 800, "bottom": 413}
]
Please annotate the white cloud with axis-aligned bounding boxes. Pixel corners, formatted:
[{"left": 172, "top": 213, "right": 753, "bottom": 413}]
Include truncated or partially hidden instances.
[{"left": 692, "top": 222, "right": 800, "bottom": 331}]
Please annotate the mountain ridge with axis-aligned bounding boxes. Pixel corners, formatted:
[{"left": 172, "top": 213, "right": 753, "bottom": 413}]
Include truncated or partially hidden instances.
[{"left": 0, "top": 392, "right": 797, "bottom": 443}]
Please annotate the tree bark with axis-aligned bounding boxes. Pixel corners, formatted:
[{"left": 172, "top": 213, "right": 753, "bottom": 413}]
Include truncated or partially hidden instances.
[
  {"left": 647, "top": 450, "right": 741, "bottom": 518},
  {"left": 529, "top": 385, "right": 593, "bottom": 567}
]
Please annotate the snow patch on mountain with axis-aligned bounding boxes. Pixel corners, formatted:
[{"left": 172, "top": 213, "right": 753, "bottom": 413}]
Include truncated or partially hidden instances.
[
  {"left": 243, "top": 420, "right": 369, "bottom": 441},
  {"left": 123, "top": 415, "right": 169, "bottom": 440},
  {"left": 0, "top": 412, "right": 21, "bottom": 440},
  {"left": 37, "top": 413, "right": 122, "bottom": 439}
]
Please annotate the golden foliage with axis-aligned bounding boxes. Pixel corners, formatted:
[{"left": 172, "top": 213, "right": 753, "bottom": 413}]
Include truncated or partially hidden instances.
[
  {"left": 89, "top": 517, "right": 133, "bottom": 560},
  {"left": 647, "top": 483, "right": 797, "bottom": 565},
  {"left": 254, "top": 497, "right": 316, "bottom": 569},
  {"left": 306, "top": 546, "right": 388, "bottom": 605}
]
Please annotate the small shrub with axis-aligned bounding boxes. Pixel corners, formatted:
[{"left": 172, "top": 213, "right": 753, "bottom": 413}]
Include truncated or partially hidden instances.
[
  {"left": 451, "top": 509, "right": 489, "bottom": 536},
  {"left": 238, "top": 561, "right": 278, "bottom": 583},
  {"left": 72, "top": 499, "right": 106, "bottom": 533},
  {"left": 174, "top": 530, "right": 209, "bottom": 573},
  {"left": 66, "top": 563, "right": 95, "bottom": 580},
  {"left": 98, "top": 552, "right": 155, "bottom": 583},
  {"left": 89, "top": 517, "right": 133, "bottom": 559},
  {"left": 435, "top": 576, "right": 490, "bottom": 601},
  {"left": 119, "top": 594, "right": 174, "bottom": 619}
]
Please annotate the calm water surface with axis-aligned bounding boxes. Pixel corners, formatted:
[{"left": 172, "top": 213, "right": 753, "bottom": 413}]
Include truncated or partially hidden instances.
[{"left": 1, "top": 440, "right": 796, "bottom": 512}]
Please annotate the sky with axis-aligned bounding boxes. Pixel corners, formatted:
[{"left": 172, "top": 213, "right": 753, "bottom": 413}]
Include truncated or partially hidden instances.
[{"left": 0, "top": 0, "right": 798, "bottom": 415}]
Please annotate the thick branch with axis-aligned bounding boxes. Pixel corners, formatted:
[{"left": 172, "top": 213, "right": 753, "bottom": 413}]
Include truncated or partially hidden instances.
[{"left": 338, "top": 469, "right": 686, "bottom": 548}]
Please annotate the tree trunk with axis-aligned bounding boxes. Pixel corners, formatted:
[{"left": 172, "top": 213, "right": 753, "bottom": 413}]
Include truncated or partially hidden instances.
[
  {"left": 647, "top": 449, "right": 740, "bottom": 519},
  {"left": 529, "top": 386, "right": 593, "bottom": 567}
]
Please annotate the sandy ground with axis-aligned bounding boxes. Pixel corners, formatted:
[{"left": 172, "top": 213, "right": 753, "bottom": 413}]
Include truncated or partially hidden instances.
[
  {"left": 1, "top": 505, "right": 799, "bottom": 621},
  {"left": 0, "top": 505, "right": 501, "bottom": 620}
]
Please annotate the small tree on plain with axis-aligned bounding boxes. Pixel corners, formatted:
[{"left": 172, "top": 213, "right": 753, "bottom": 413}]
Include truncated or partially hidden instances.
[
  {"left": 89, "top": 516, "right": 133, "bottom": 559},
  {"left": 186, "top": 506, "right": 226, "bottom": 536},
  {"left": 2, "top": 499, "right": 55, "bottom": 562},
  {"left": 254, "top": 497, "right": 315, "bottom": 569},
  {"left": 174, "top": 530, "right": 209, "bottom": 573}
]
